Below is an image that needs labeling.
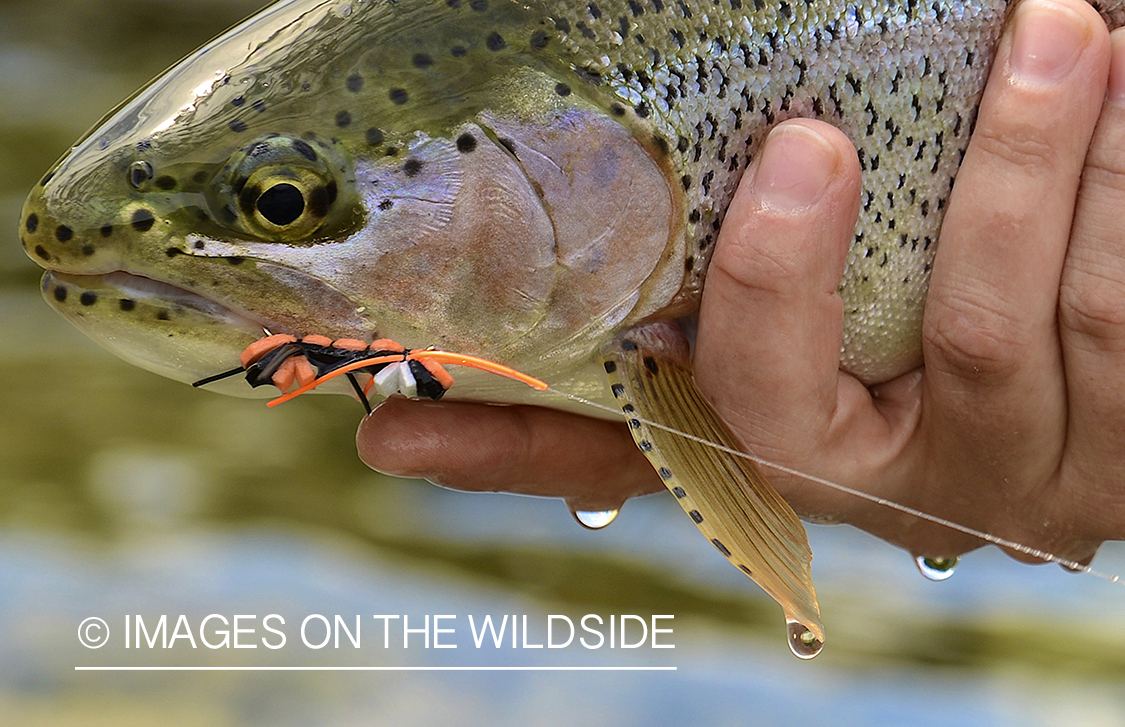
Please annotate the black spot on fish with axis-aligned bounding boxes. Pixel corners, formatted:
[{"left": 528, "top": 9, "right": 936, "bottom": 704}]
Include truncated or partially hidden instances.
[
  {"left": 34, "top": 245, "right": 49, "bottom": 261},
  {"left": 630, "top": 419, "right": 642, "bottom": 429},
  {"left": 603, "top": 361, "right": 617, "bottom": 373},
  {"left": 346, "top": 74, "right": 364, "bottom": 92},
  {"left": 639, "top": 440, "right": 653, "bottom": 452},
  {"left": 335, "top": 110, "right": 352, "bottom": 128},
  {"left": 470, "top": 0, "right": 487, "bottom": 10},
  {"left": 193, "top": 170, "right": 210, "bottom": 184},
  {"left": 530, "top": 30, "right": 548, "bottom": 48},
  {"left": 610, "top": 103, "right": 626, "bottom": 116},
  {"left": 658, "top": 467, "right": 672, "bottom": 479},
  {"left": 156, "top": 310, "right": 170, "bottom": 321},
  {"left": 711, "top": 539, "right": 731, "bottom": 557},
  {"left": 293, "top": 139, "right": 318, "bottom": 162},
  {"left": 226, "top": 256, "right": 244, "bottom": 265},
  {"left": 413, "top": 53, "right": 433, "bottom": 69},
  {"left": 739, "top": 564, "right": 753, "bottom": 576},
  {"left": 554, "top": 82, "right": 571, "bottom": 96},
  {"left": 681, "top": 174, "right": 692, "bottom": 190},
  {"left": 193, "top": 240, "right": 205, "bottom": 250},
  {"left": 132, "top": 209, "right": 155, "bottom": 232},
  {"left": 385, "top": 146, "right": 399, "bottom": 157},
  {"left": 456, "top": 132, "right": 476, "bottom": 152},
  {"left": 403, "top": 158, "right": 423, "bottom": 177},
  {"left": 252, "top": 99, "right": 266, "bottom": 113},
  {"left": 671, "top": 486, "right": 686, "bottom": 498},
  {"left": 635, "top": 102, "right": 650, "bottom": 118},
  {"left": 55, "top": 225, "right": 73, "bottom": 242},
  {"left": 155, "top": 175, "right": 177, "bottom": 190},
  {"left": 232, "top": 96, "right": 245, "bottom": 107},
  {"left": 554, "top": 17, "right": 570, "bottom": 32},
  {"left": 688, "top": 209, "right": 701, "bottom": 223},
  {"left": 620, "top": 339, "right": 637, "bottom": 351},
  {"left": 643, "top": 357, "right": 659, "bottom": 374},
  {"left": 684, "top": 255, "right": 694, "bottom": 270},
  {"left": 389, "top": 88, "right": 409, "bottom": 105},
  {"left": 165, "top": 247, "right": 183, "bottom": 257},
  {"left": 622, "top": 404, "right": 635, "bottom": 413},
  {"left": 81, "top": 244, "right": 94, "bottom": 256},
  {"left": 486, "top": 32, "right": 506, "bottom": 51},
  {"left": 378, "top": 199, "right": 393, "bottom": 211},
  {"left": 451, "top": 45, "right": 467, "bottom": 57},
  {"left": 611, "top": 383, "right": 624, "bottom": 397},
  {"left": 366, "top": 128, "right": 385, "bottom": 146},
  {"left": 53, "top": 285, "right": 67, "bottom": 302},
  {"left": 119, "top": 299, "right": 136, "bottom": 311},
  {"left": 80, "top": 291, "right": 97, "bottom": 306},
  {"left": 229, "top": 119, "right": 248, "bottom": 133},
  {"left": 25, "top": 214, "right": 38, "bottom": 233},
  {"left": 689, "top": 510, "right": 703, "bottom": 523}
]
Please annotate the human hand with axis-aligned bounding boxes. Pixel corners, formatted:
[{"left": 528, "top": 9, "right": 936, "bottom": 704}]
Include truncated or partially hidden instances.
[{"left": 357, "top": 0, "right": 1125, "bottom": 564}]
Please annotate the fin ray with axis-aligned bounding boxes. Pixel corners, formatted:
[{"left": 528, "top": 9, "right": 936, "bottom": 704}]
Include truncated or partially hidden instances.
[{"left": 605, "top": 322, "right": 823, "bottom": 641}]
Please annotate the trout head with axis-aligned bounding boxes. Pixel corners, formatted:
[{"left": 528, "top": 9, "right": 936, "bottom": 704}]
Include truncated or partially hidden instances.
[{"left": 19, "top": 0, "right": 686, "bottom": 401}]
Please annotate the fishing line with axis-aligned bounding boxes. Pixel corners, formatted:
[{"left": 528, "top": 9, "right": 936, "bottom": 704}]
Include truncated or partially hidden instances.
[{"left": 543, "top": 385, "right": 1123, "bottom": 587}]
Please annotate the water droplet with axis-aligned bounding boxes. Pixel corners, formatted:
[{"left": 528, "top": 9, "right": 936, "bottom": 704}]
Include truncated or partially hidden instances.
[
  {"left": 914, "top": 555, "right": 959, "bottom": 581},
  {"left": 785, "top": 619, "right": 823, "bottom": 660},
  {"left": 570, "top": 508, "right": 619, "bottom": 530}
]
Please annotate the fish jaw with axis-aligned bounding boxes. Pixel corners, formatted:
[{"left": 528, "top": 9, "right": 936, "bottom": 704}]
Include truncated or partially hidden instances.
[{"left": 39, "top": 270, "right": 267, "bottom": 395}]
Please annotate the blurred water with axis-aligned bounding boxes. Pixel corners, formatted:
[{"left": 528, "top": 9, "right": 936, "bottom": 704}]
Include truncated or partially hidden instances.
[{"left": 1, "top": 1, "right": 1124, "bottom": 725}]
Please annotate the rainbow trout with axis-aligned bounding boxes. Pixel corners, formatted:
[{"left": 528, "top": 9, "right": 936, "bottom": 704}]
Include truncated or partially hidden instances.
[{"left": 18, "top": 0, "right": 1122, "bottom": 656}]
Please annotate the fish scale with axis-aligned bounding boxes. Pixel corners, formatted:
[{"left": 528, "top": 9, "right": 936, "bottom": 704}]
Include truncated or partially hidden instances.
[{"left": 539, "top": 0, "right": 1006, "bottom": 382}]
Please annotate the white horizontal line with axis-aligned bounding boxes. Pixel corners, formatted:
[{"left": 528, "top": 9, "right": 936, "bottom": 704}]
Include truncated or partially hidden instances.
[{"left": 74, "top": 670, "right": 679, "bottom": 675}]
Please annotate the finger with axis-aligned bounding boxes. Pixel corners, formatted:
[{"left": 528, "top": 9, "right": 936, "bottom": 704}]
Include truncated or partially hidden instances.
[
  {"left": 356, "top": 397, "right": 661, "bottom": 509},
  {"left": 922, "top": 0, "right": 1110, "bottom": 484},
  {"left": 694, "top": 119, "right": 870, "bottom": 514},
  {"left": 1059, "top": 29, "right": 1125, "bottom": 540}
]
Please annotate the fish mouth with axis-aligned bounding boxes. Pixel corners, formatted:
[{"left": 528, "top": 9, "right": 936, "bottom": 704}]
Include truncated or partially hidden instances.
[
  {"left": 44, "top": 269, "right": 267, "bottom": 329},
  {"left": 41, "top": 269, "right": 269, "bottom": 392}
]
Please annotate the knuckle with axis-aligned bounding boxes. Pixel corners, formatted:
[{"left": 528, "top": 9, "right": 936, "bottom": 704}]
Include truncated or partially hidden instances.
[
  {"left": 970, "top": 121, "right": 1059, "bottom": 176},
  {"left": 1059, "top": 276, "right": 1125, "bottom": 351},
  {"left": 711, "top": 233, "right": 807, "bottom": 297},
  {"left": 923, "top": 289, "right": 1030, "bottom": 380}
]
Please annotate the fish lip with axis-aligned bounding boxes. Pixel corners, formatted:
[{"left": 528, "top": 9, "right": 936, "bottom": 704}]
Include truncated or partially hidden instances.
[{"left": 44, "top": 269, "right": 267, "bottom": 332}]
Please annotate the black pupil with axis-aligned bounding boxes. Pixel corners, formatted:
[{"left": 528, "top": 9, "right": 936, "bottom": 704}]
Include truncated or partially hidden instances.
[{"left": 256, "top": 183, "right": 305, "bottom": 226}]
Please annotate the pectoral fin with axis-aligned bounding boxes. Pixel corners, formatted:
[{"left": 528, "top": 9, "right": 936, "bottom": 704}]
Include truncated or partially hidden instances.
[{"left": 604, "top": 321, "right": 823, "bottom": 655}]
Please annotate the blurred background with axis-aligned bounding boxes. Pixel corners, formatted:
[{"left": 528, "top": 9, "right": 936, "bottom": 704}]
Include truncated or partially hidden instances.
[{"left": 1, "top": 1, "right": 1123, "bottom": 724}]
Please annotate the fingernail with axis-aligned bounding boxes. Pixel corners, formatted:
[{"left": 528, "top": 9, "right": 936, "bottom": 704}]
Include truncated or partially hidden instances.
[
  {"left": 1108, "top": 30, "right": 1125, "bottom": 105},
  {"left": 1011, "top": 0, "right": 1090, "bottom": 85},
  {"left": 753, "top": 124, "right": 839, "bottom": 212}
]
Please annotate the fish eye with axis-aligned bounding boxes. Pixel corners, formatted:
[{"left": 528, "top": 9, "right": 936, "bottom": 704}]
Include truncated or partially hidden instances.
[
  {"left": 212, "top": 135, "right": 350, "bottom": 243},
  {"left": 256, "top": 183, "right": 305, "bottom": 226}
]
